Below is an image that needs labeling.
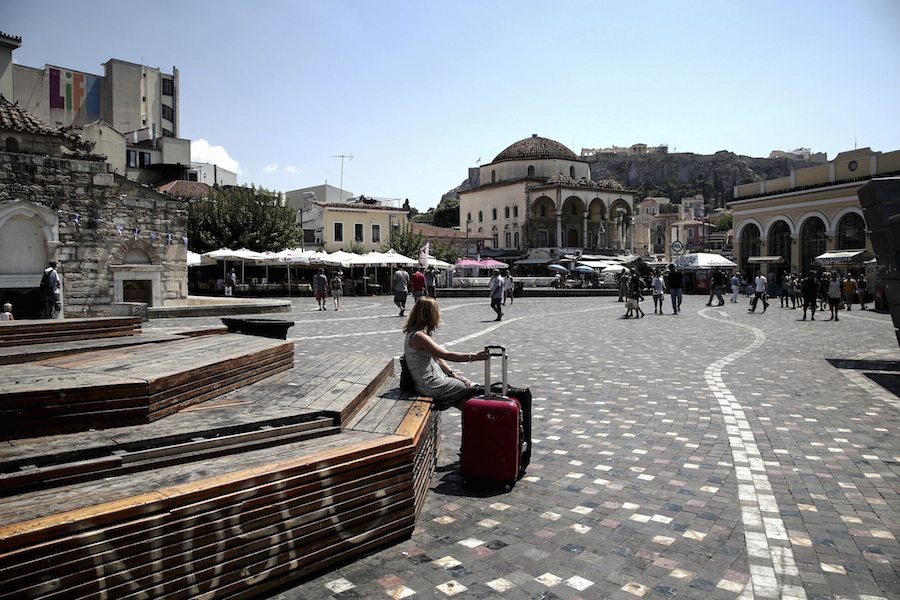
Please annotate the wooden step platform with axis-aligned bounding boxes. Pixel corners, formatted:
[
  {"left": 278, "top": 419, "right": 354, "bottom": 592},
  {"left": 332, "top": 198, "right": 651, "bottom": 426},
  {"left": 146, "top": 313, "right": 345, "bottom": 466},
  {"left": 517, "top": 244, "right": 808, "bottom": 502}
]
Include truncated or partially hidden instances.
[
  {"left": 0, "top": 334, "right": 294, "bottom": 439},
  {"left": 0, "top": 355, "right": 440, "bottom": 600},
  {"left": 0, "top": 331, "right": 188, "bottom": 365},
  {"left": 0, "top": 316, "right": 142, "bottom": 347}
]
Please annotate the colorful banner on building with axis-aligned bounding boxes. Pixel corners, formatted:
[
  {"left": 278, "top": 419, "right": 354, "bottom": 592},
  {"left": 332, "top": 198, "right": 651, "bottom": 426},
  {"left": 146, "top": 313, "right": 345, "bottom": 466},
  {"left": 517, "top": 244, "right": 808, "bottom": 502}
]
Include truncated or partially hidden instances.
[{"left": 49, "top": 66, "right": 101, "bottom": 117}]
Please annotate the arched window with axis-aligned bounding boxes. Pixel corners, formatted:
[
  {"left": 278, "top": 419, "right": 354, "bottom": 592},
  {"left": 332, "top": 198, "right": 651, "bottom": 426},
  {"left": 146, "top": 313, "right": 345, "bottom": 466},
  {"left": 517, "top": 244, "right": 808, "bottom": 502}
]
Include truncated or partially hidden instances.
[
  {"left": 467, "top": 212, "right": 472, "bottom": 223},
  {"left": 767, "top": 221, "right": 791, "bottom": 265},
  {"left": 491, "top": 170, "right": 496, "bottom": 183},
  {"left": 836, "top": 213, "right": 866, "bottom": 249},
  {"left": 540, "top": 206, "right": 546, "bottom": 218},
  {"left": 800, "top": 218, "right": 826, "bottom": 275},
  {"left": 478, "top": 211, "right": 483, "bottom": 223},
  {"left": 569, "top": 166, "right": 576, "bottom": 178},
  {"left": 492, "top": 208, "right": 497, "bottom": 220},
  {"left": 513, "top": 205, "right": 518, "bottom": 218},
  {"left": 572, "top": 205, "right": 578, "bottom": 215},
  {"left": 514, "top": 232, "right": 520, "bottom": 247},
  {"left": 739, "top": 224, "right": 761, "bottom": 276},
  {"left": 504, "top": 206, "right": 510, "bottom": 219},
  {"left": 527, "top": 165, "right": 535, "bottom": 178}
]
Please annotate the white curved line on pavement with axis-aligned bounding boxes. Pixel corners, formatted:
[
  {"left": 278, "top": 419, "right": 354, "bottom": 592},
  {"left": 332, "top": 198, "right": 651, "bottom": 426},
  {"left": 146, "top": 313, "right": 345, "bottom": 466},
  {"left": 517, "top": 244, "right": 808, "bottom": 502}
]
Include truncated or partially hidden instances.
[{"left": 698, "top": 308, "right": 806, "bottom": 600}]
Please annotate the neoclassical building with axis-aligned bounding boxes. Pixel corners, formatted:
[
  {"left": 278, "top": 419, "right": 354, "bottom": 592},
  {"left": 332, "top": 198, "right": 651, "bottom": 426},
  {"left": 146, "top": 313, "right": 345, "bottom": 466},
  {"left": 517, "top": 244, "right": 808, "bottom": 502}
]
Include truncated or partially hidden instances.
[
  {"left": 458, "top": 135, "right": 637, "bottom": 255},
  {"left": 730, "top": 147, "right": 900, "bottom": 277}
]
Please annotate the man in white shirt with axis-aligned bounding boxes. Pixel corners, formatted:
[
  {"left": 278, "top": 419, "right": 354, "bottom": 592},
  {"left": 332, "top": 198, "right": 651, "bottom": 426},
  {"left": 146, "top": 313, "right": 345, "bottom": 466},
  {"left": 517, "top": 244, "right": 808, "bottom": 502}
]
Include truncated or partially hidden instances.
[
  {"left": 489, "top": 269, "right": 504, "bottom": 321},
  {"left": 748, "top": 272, "right": 769, "bottom": 313}
]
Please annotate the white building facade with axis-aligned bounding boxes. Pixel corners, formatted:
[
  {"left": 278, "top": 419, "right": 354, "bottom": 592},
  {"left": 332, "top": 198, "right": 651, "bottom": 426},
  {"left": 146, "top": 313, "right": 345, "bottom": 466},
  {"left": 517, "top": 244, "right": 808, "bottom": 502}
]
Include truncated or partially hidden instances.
[{"left": 459, "top": 135, "right": 637, "bottom": 254}]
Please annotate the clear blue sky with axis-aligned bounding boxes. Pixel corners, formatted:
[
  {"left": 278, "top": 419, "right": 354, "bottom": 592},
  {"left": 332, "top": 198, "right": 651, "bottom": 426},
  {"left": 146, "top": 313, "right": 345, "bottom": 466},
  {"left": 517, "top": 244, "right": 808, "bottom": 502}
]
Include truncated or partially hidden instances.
[{"left": 6, "top": 0, "right": 900, "bottom": 210}]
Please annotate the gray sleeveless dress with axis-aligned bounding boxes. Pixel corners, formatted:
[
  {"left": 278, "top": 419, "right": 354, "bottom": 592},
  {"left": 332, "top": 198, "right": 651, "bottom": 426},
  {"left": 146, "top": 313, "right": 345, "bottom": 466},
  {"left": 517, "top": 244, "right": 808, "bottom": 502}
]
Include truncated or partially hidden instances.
[{"left": 404, "top": 330, "right": 471, "bottom": 409}]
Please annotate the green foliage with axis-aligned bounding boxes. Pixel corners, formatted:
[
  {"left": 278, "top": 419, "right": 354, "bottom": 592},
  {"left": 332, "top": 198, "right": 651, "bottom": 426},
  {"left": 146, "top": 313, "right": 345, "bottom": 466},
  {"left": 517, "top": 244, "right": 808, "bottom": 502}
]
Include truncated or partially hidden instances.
[
  {"left": 382, "top": 222, "right": 425, "bottom": 258},
  {"left": 411, "top": 209, "right": 434, "bottom": 223},
  {"left": 348, "top": 240, "right": 367, "bottom": 254},
  {"left": 432, "top": 240, "right": 462, "bottom": 264},
  {"left": 432, "top": 195, "right": 460, "bottom": 228},
  {"left": 658, "top": 203, "right": 680, "bottom": 214},
  {"left": 188, "top": 185, "right": 300, "bottom": 253},
  {"left": 715, "top": 214, "right": 733, "bottom": 230}
]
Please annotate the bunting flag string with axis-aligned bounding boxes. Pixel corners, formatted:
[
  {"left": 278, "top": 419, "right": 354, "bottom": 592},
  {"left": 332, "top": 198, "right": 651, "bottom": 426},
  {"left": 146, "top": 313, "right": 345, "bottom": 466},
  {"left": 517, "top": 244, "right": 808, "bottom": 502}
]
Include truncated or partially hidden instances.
[{"left": 49, "top": 206, "right": 190, "bottom": 248}]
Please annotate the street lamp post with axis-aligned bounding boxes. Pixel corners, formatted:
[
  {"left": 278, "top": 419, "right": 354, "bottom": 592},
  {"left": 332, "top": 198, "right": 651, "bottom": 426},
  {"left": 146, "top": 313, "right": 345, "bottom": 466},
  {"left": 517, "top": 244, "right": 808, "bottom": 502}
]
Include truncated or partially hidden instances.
[
  {"left": 296, "top": 209, "right": 304, "bottom": 251},
  {"left": 465, "top": 219, "right": 472, "bottom": 257}
]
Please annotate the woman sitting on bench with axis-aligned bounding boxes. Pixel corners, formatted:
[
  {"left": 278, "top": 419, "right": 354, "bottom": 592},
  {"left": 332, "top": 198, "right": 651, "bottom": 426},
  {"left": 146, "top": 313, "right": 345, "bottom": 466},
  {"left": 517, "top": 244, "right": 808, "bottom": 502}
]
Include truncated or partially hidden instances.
[{"left": 403, "top": 297, "right": 488, "bottom": 410}]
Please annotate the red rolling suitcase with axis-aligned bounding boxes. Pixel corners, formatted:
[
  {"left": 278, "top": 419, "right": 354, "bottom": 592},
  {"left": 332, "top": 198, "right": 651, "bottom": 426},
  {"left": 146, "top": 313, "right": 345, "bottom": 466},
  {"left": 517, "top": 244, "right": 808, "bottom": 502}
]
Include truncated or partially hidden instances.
[{"left": 460, "top": 346, "right": 527, "bottom": 489}]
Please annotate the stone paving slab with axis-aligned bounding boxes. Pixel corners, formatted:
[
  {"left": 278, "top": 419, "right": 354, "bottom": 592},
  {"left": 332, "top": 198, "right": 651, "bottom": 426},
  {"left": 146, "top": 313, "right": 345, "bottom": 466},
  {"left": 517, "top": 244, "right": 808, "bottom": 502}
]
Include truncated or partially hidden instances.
[{"left": 146, "top": 294, "right": 900, "bottom": 599}]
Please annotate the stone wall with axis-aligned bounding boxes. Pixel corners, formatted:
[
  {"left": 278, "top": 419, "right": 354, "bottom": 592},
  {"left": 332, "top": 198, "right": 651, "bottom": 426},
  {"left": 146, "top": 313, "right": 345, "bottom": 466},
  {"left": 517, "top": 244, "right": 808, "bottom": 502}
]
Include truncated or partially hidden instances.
[{"left": 0, "top": 150, "right": 188, "bottom": 316}]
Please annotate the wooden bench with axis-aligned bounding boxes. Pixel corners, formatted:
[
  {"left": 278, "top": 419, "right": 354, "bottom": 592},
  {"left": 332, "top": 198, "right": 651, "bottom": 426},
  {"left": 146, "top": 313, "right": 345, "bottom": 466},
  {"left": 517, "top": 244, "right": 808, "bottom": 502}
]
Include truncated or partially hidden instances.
[{"left": 0, "top": 349, "right": 442, "bottom": 600}]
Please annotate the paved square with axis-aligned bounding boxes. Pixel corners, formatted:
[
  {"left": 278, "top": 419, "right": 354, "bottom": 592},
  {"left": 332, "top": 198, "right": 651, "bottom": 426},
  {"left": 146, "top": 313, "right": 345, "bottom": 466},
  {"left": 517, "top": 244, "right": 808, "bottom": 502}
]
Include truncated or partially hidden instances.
[{"left": 148, "top": 294, "right": 900, "bottom": 599}]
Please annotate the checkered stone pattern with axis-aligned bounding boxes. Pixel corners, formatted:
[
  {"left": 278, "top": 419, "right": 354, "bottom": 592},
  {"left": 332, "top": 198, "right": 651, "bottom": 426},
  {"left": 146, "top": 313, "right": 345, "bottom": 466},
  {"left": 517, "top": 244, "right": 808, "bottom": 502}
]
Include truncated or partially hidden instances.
[{"left": 148, "top": 295, "right": 900, "bottom": 599}]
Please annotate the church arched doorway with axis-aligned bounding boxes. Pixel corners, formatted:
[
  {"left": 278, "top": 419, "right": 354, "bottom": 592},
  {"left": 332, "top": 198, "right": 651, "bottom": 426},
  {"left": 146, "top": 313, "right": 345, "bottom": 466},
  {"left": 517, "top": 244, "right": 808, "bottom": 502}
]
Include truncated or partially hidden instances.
[
  {"left": 800, "top": 217, "right": 826, "bottom": 275},
  {"left": 739, "top": 223, "right": 761, "bottom": 277}
]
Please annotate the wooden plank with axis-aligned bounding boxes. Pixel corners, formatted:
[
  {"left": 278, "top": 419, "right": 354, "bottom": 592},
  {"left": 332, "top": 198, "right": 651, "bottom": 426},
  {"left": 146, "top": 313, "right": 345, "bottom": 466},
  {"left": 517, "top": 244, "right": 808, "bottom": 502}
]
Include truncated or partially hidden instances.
[{"left": 0, "top": 434, "right": 409, "bottom": 552}]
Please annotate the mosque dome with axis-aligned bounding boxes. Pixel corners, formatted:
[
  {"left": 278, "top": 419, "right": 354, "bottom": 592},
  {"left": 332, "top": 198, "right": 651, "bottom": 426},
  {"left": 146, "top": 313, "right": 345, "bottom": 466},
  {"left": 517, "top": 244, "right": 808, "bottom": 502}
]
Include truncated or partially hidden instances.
[{"left": 493, "top": 134, "right": 581, "bottom": 163}]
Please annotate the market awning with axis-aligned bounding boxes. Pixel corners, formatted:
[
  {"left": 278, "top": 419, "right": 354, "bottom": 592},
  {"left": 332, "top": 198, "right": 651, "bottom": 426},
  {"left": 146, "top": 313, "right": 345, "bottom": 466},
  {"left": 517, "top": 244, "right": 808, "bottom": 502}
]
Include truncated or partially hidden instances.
[
  {"left": 513, "top": 258, "right": 552, "bottom": 265},
  {"left": 748, "top": 256, "right": 787, "bottom": 263},
  {"left": 576, "top": 260, "right": 617, "bottom": 269},
  {"left": 814, "top": 249, "right": 872, "bottom": 263}
]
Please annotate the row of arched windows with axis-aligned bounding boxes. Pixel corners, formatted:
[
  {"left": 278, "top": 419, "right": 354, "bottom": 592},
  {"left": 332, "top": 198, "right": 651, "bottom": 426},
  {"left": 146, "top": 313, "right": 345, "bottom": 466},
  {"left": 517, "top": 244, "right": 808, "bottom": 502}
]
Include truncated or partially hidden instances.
[
  {"left": 491, "top": 165, "right": 577, "bottom": 183},
  {"left": 467, "top": 206, "right": 519, "bottom": 224},
  {"left": 738, "top": 213, "right": 866, "bottom": 276}
]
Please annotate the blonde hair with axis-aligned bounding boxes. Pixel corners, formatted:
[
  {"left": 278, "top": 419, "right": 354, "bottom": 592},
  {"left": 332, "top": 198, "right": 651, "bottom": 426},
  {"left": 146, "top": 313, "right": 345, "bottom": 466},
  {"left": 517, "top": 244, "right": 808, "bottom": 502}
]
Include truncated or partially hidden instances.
[
  {"left": 2, "top": 303, "right": 10, "bottom": 312},
  {"left": 403, "top": 296, "right": 441, "bottom": 335}
]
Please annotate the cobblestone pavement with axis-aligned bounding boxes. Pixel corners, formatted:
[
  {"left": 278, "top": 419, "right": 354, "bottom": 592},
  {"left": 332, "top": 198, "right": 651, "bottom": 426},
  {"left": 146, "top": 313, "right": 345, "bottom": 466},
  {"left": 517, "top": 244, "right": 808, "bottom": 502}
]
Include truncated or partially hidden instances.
[{"left": 148, "top": 294, "right": 900, "bottom": 599}]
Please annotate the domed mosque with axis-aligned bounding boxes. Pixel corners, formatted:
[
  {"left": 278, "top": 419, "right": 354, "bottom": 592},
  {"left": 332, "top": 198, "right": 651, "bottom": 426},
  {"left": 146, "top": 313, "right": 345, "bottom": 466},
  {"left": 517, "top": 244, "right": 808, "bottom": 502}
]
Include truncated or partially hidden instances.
[{"left": 458, "top": 134, "right": 636, "bottom": 257}]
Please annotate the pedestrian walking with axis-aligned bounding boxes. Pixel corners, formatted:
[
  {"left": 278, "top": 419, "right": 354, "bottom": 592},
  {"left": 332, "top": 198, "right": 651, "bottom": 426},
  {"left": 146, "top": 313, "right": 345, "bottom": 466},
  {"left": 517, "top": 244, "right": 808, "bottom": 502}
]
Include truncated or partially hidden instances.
[
  {"left": 665, "top": 265, "right": 683, "bottom": 315},
  {"left": 393, "top": 267, "right": 410, "bottom": 317},
  {"left": 503, "top": 271, "right": 514, "bottom": 305},
  {"left": 489, "top": 269, "right": 504, "bottom": 321},
  {"left": 424, "top": 267, "right": 437, "bottom": 298},
  {"left": 842, "top": 274, "right": 857, "bottom": 311},
  {"left": 856, "top": 274, "right": 868, "bottom": 310},
  {"left": 330, "top": 270, "right": 344, "bottom": 311},
  {"left": 411, "top": 268, "right": 426, "bottom": 303},
  {"left": 800, "top": 272, "right": 819, "bottom": 321},
  {"left": 628, "top": 274, "right": 645, "bottom": 318},
  {"left": 730, "top": 272, "right": 740, "bottom": 303},
  {"left": 706, "top": 269, "right": 725, "bottom": 306},
  {"left": 826, "top": 272, "right": 842, "bottom": 321},
  {"left": 651, "top": 270, "right": 666, "bottom": 314},
  {"left": 40, "top": 261, "right": 61, "bottom": 319},
  {"left": 780, "top": 274, "right": 791, "bottom": 308},
  {"left": 617, "top": 272, "right": 629, "bottom": 302},
  {"left": 748, "top": 272, "right": 769, "bottom": 313},
  {"left": 313, "top": 268, "right": 328, "bottom": 311}
]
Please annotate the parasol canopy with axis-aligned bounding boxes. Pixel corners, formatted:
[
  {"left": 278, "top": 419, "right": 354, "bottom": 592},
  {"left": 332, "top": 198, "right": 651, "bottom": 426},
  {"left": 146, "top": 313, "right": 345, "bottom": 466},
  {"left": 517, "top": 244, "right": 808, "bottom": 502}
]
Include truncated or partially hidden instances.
[
  {"left": 573, "top": 265, "right": 595, "bottom": 274},
  {"left": 547, "top": 264, "right": 568, "bottom": 273}
]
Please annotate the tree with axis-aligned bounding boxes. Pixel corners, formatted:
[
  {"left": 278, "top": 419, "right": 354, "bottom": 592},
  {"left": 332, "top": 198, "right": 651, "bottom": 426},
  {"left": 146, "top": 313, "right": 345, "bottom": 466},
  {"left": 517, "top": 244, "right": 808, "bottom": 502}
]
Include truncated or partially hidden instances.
[
  {"left": 432, "top": 195, "right": 460, "bottom": 228},
  {"left": 382, "top": 223, "right": 425, "bottom": 258},
  {"left": 715, "top": 214, "right": 733, "bottom": 231},
  {"left": 188, "top": 185, "right": 300, "bottom": 253},
  {"left": 431, "top": 240, "right": 462, "bottom": 264}
]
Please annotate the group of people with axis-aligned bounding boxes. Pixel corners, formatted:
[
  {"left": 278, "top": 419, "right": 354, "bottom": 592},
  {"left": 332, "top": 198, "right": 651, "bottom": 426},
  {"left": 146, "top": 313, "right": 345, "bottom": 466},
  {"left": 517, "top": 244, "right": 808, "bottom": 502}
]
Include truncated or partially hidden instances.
[
  {"left": 617, "top": 264, "right": 871, "bottom": 323},
  {"left": 619, "top": 264, "right": 685, "bottom": 317},
  {"left": 782, "top": 271, "right": 868, "bottom": 312},
  {"left": 391, "top": 266, "right": 440, "bottom": 317},
  {"left": 311, "top": 268, "right": 347, "bottom": 311}
]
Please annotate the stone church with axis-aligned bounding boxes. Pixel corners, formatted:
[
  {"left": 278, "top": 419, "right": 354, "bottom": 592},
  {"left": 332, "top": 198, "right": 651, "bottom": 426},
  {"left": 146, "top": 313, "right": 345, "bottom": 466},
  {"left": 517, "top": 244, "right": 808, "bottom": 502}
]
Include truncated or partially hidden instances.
[
  {"left": 458, "top": 134, "right": 637, "bottom": 256},
  {"left": 0, "top": 96, "right": 189, "bottom": 318}
]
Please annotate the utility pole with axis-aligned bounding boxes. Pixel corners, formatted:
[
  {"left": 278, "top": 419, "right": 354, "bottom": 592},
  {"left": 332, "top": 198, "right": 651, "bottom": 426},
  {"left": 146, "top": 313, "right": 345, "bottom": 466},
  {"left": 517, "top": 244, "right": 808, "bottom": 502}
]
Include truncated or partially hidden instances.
[{"left": 331, "top": 154, "right": 353, "bottom": 201}]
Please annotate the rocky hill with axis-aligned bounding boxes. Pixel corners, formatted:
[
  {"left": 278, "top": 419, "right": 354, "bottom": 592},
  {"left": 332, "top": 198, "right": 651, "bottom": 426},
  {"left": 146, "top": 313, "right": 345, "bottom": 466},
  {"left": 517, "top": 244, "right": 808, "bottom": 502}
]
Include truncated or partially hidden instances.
[
  {"left": 587, "top": 150, "right": 824, "bottom": 207},
  {"left": 437, "top": 150, "right": 825, "bottom": 221}
]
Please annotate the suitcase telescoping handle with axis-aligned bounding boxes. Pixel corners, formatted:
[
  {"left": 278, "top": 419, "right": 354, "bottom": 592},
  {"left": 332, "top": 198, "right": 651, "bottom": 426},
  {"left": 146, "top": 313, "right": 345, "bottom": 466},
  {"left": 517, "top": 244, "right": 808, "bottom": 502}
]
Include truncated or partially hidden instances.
[{"left": 483, "top": 345, "right": 508, "bottom": 398}]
